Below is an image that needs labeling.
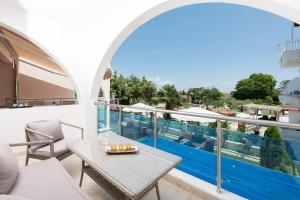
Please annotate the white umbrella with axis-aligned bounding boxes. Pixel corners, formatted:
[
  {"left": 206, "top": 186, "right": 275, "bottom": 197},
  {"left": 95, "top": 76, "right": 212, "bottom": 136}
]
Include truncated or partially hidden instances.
[
  {"left": 123, "top": 103, "right": 155, "bottom": 113},
  {"left": 171, "top": 107, "right": 221, "bottom": 123}
]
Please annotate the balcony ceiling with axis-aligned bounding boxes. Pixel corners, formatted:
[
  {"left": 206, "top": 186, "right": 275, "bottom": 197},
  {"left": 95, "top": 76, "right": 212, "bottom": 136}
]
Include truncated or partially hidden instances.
[{"left": 0, "top": 0, "right": 164, "bottom": 26}]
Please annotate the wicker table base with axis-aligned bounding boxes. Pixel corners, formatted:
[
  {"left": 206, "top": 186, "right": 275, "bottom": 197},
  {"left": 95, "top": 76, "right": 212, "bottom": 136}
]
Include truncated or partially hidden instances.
[{"left": 80, "top": 161, "right": 161, "bottom": 200}]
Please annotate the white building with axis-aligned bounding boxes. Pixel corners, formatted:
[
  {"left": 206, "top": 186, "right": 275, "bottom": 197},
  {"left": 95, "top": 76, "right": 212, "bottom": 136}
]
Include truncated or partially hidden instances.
[
  {"left": 279, "top": 40, "right": 300, "bottom": 162},
  {"left": 280, "top": 84, "right": 300, "bottom": 156},
  {"left": 280, "top": 76, "right": 300, "bottom": 123}
]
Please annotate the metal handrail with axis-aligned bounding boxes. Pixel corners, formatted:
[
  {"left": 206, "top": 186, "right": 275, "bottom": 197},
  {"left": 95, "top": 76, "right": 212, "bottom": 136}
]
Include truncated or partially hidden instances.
[
  {"left": 96, "top": 102, "right": 300, "bottom": 130},
  {"left": 6, "top": 97, "right": 76, "bottom": 100},
  {"left": 280, "top": 38, "right": 300, "bottom": 52},
  {"left": 5, "top": 97, "right": 77, "bottom": 106}
]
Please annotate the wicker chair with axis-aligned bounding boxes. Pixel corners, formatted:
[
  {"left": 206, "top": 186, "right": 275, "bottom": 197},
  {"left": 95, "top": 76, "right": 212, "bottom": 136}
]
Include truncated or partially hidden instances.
[{"left": 24, "top": 119, "right": 84, "bottom": 165}]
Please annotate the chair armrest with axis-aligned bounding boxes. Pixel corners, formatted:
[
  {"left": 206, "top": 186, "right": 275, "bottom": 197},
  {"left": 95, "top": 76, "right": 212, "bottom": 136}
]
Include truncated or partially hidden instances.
[
  {"left": 25, "top": 127, "right": 54, "bottom": 140},
  {"left": 10, "top": 140, "right": 55, "bottom": 156},
  {"left": 9, "top": 140, "right": 54, "bottom": 147},
  {"left": 61, "top": 122, "right": 84, "bottom": 139},
  {"left": 9, "top": 140, "right": 54, "bottom": 157}
]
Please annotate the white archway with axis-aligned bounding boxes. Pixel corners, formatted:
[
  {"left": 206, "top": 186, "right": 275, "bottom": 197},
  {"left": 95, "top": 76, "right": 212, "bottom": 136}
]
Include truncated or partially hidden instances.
[
  {"left": 91, "top": 0, "right": 300, "bottom": 100},
  {"left": 90, "top": 0, "right": 300, "bottom": 135}
]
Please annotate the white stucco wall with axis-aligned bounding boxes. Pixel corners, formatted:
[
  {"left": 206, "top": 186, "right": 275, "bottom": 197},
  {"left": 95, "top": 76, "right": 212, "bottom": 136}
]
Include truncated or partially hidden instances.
[
  {"left": 0, "top": 105, "right": 81, "bottom": 151},
  {"left": 0, "top": 0, "right": 300, "bottom": 141},
  {"left": 280, "top": 76, "right": 300, "bottom": 106},
  {"left": 289, "top": 111, "right": 300, "bottom": 124}
]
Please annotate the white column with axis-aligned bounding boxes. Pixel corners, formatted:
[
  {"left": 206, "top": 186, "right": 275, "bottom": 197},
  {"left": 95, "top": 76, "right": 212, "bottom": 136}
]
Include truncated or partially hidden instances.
[{"left": 103, "top": 78, "right": 111, "bottom": 129}]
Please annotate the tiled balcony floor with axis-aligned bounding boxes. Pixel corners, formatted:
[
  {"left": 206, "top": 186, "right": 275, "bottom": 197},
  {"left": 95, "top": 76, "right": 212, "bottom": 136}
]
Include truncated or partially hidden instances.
[{"left": 17, "top": 154, "right": 202, "bottom": 200}]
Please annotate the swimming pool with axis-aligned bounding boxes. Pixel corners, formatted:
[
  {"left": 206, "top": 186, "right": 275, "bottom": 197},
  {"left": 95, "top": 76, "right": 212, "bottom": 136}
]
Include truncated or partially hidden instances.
[{"left": 141, "top": 137, "right": 300, "bottom": 200}]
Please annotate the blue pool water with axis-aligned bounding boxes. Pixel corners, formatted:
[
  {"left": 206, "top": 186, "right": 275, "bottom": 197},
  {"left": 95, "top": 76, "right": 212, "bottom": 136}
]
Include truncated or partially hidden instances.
[{"left": 141, "top": 137, "right": 300, "bottom": 200}]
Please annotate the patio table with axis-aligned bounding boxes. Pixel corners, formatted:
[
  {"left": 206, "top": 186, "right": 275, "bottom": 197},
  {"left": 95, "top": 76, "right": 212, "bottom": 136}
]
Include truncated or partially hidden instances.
[{"left": 67, "top": 131, "right": 182, "bottom": 200}]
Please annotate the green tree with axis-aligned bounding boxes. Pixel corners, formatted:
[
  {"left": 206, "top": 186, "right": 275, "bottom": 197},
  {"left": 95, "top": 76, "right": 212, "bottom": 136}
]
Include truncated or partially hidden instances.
[
  {"left": 260, "top": 127, "right": 291, "bottom": 173},
  {"left": 187, "top": 88, "right": 204, "bottom": 104},
  {"left": 180, "top": 90, "right": 187, "bottom": 95},
  {"left": 203, "top": 87, "right": 223, "bottom": 105},
  {"left": 187, "top": 87, "right": 223, "bottom": 105},
  {"left": 126, "top": 75, "right": 141, "bottom": 104},
  {"left": 154, "top": 84, "right": 182, "bottom": 119},
  {"left": 140, "top": 77, "right": 157, "bottom": 104},
  {"left": 110, "top": 72, "right": 157, "bottom": 105},
  {"left": 232, "top": 73, "right": 279, "bottom": 104},
  {"left": 223, "top": 96, "right": 252, "bottom": 111},
  {"left": 110, "top": 72, "right": 130, "bottom": 104},
  {"left": 156, "top": 84, "right": 182, "bottom": 110}
]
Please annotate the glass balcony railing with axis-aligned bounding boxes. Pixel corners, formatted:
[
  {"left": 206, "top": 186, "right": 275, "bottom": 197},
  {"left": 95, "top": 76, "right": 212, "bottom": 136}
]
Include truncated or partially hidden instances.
[
  {"left": 2, "top": 98, "right": 77, "bottom": 108},
  {"left": 97, "top": 102, "right": 300, "bottom": 200},
  {"left": 280, "top": 39, "right": 300, "bottom": 52},
  {"left": 98, "top": 104, "right": 107, "bottom": 129}
]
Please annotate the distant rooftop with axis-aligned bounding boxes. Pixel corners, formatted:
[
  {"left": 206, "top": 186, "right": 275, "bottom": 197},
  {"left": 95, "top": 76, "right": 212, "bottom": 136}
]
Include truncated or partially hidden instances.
[{"left": 243, "top": 103, "right": 284, "bottom": 112}]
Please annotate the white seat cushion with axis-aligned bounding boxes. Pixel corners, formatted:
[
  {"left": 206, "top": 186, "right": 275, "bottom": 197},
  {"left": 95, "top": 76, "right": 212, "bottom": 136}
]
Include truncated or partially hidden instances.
[
  {"left": 0, "top": 195, "right": 30, "bottom": 200},
  {"left": 28, "top": 139, "right": 75, "bottom": 158},
  {"left": 0, "top": 143, "right": 19, "bottom": 194},
  {"left": 9, "top": 158, "right": 90, "bottom": 200}
]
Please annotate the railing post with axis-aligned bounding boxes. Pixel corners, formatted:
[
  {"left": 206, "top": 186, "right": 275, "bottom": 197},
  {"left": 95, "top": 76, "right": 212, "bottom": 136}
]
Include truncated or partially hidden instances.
[
  {"left": 216, "top": 119, "right": 222, "bottom": 193},
  {"left": 154, "top": 111, "right": 157, "bottom": 148},
  {"left": 97, "top": 102, "right": 99, "bottom": 132},
  {"left": 106, "top": 101, "right": 110, "bottom": 129},
  {"left": 119, "top": 105, "right": 123, "bottom": 136}
]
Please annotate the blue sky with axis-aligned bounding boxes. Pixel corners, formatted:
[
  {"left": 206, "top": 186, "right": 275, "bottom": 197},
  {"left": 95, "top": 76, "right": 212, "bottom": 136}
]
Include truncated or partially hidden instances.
[{"left": 111, "top": 3, "right": 300, "bottom": 92}]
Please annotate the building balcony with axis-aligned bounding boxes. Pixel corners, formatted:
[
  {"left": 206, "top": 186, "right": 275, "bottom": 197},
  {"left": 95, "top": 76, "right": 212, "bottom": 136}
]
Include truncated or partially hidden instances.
[{"left": 280, "top": 39, "right": 300, "bottom": 68}]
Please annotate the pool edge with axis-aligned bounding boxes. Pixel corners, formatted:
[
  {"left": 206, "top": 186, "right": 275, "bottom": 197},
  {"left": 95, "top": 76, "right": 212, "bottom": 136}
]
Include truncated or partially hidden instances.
[{"left": 165, "top": 168, "right": 247, "bottom": 200}]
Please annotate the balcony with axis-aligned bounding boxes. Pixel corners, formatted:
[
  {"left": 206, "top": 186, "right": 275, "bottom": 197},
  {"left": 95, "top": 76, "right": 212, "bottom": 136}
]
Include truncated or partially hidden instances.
[
  {"left": 98, "top": 102, "right": 300, "bottom": 200},
  {"left": 280, "top": 39, "right": 300, "bottom": 68}
]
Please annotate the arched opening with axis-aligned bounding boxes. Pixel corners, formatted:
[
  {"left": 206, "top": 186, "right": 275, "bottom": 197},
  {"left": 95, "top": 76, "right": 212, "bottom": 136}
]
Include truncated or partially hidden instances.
[
  {"left": 0, "top": 25, "right": 78, "bottom": 108},
  {"left": 92, "top": 2, "right": 300, "bottom": 199},
  {"left": 91, "top": 1, "right": 300, "bottom": 100}
]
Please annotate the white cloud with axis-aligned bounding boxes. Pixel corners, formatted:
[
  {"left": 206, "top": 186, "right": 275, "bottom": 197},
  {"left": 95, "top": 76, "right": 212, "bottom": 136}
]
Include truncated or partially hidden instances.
[{"left": 150, "top": 76, "right": 173, "bottom": 87}]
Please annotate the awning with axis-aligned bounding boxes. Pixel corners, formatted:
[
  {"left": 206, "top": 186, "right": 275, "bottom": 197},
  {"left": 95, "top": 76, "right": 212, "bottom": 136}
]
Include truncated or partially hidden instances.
[
  {"left": 18, "top": 61, "right": 74, "bottom": 90},
  {"left": 0, "top": 27, "right": 64, "bottom": 74},
  {"left": 123, "top": 103, "right": 155, "bottom": 113},
  {"left": 243, "top": 104, "right": 284, "bottom": 112},
  {"left": 0, "top": 26, "right": 76, "bottom": 102},
  {"left": 172, "top": 107, "right": 221, "bottom": 123}
]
